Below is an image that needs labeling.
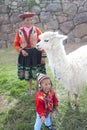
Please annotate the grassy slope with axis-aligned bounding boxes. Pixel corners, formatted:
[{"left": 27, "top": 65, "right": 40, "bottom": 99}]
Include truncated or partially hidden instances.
[{"left": 0, "top": 47, "right": 87, "bottom": 130}]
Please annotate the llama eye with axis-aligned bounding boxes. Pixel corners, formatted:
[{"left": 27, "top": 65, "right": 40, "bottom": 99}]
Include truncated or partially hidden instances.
[{"left": 44, "top": 40, "right": 49, "bottom": 42}]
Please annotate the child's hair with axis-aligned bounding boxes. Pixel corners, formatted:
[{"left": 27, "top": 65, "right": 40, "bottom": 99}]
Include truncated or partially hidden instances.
[{"left": 37, "top": 73, "right": 52, "bottom": 89}]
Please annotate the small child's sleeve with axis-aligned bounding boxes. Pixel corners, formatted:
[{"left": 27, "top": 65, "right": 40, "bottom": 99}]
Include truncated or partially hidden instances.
[{"left": 35, "top": 92, "right": 46, "bottom": 117}]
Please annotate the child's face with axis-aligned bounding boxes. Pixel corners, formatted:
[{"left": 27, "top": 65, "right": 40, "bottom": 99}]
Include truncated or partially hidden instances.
[
  {"left": 24, "top": 17, "right": 33, "bottom": 27},
  {"left": 41, "top": 78, "right": 51, "bottom": 94}
]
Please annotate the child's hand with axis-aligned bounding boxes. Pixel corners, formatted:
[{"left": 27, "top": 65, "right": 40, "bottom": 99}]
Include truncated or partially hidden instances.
[
  {"left": 41, "top": 58, "right": 45, "bottom": 64},
  {"left": 41, "top": 116, "right": 45, "bottom": 123},
  {"left": 22, "top": 50, "right": 28, "bottom": 56}
]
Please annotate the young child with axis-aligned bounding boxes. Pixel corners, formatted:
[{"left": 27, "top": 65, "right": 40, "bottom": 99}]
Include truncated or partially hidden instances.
[{"left": 34, "top": 73, "right": 59, "bottom": 130}]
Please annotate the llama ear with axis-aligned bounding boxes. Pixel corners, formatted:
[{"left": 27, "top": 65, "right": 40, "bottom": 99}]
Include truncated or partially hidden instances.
[
  {"left": 57, "top": 35, "right": 68, "bottom": 40},
  {"left": 54, "top": 32, "right": 59, "bottom": 35},
  {"left": 63, "top": 35, "right": 68, "bottom": 40}
]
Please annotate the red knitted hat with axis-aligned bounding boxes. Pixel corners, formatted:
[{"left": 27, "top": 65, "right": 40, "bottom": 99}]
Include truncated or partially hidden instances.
[{"left": 19, "top": 12, "right": 36, "bottom": 19}]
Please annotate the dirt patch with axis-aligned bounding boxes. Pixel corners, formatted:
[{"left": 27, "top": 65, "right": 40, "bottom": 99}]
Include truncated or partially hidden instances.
[
  {"left": 0, "top": 96, "right": 17, "bottom": 111},
  {"left": 0, "top": 49, "right": 5, "bottom": 53},
  {"left": 0, "top": 96, "right": 9, "bottom": 111}
]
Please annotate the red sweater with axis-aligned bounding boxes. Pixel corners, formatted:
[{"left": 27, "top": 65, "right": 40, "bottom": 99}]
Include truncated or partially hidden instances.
[{"left": 35, "top": 89, "right": 58, "bottom": 117}]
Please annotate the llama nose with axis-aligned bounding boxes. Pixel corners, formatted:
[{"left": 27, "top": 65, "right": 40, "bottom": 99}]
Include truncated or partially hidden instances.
[
  {"left": 36, "top": 44, "right": 41, "bottom": 50},
  {"left": 36, "top": 44, "right": 39, "bottom": 49},
  {"left": 37, "top": 45, "right": 39, "bottom": 48}
]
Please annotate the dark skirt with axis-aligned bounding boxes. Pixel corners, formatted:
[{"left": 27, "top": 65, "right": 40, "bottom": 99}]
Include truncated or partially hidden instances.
[{"left": 18, "top": 48, "right": 46, "bottom": 81}]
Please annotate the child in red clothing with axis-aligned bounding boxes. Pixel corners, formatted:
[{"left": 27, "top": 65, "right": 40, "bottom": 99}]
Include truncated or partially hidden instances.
[{"left": 34, "top": 73, "right": 59, "bottom": 130}]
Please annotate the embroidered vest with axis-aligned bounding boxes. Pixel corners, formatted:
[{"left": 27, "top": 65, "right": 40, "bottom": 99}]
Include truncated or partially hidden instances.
[{"left": 19, "top": 26, "right": 37, "bottom": 48}]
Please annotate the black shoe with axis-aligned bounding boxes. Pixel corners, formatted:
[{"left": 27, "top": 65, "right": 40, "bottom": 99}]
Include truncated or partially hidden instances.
[{"left": 45, "top": 125, "right": 56, "bottom": 130}]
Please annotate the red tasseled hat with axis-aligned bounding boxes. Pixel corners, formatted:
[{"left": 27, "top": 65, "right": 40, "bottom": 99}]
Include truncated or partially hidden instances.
[{"left": 19, "top": 12, "right": 36, "bottom": 19}]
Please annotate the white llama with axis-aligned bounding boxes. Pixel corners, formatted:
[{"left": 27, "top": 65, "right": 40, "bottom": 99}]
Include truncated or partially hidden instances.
[{"left": 36, "top": 31, "right": 87, "bottom": 106}]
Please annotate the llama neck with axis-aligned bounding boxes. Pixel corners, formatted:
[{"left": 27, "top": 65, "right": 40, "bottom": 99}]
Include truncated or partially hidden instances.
[
  {"left": 48, "top": 44, "right": 68, "bottom": 65},
  {"left": 46, "top": 43, "right": 70, "bottom": 80}
]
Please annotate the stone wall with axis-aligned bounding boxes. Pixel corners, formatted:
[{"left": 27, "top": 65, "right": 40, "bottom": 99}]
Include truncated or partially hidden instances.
[{"left": 0, "top": 0, "right": 87, "bottom": 48}]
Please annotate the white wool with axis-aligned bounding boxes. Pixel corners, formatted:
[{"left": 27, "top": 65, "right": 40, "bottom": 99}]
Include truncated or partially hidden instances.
[{"left": 37, "top": 31, "right": 87, "bottom": 97}]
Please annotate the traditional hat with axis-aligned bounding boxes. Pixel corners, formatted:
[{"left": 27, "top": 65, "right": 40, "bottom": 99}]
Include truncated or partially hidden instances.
[
  {"left": 19, "top": 12, "right": 36, "bottom": 19},
  {"left": 37, "top": 73, "right": 49, "bottom": 83},
  {"left": 37, "top": 73, "right": 52, "bottom": 89}
]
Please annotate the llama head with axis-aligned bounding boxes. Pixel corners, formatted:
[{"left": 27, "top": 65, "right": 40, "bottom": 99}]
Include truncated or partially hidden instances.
[{"left": 36, "top": 31, "right": 67, "bottom": 50}]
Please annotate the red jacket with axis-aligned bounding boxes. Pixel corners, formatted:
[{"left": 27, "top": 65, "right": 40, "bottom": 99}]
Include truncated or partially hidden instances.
[
  {"left": 14, "top": 26, "right": 45, "bottom": 53},
  {"left": 35, "top": 89, "right": 58, "bottom": 117}
]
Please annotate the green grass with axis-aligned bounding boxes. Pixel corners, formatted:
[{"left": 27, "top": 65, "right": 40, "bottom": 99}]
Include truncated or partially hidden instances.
[{"left": 0, "top": 47, "right": 87, "bottom": 130}]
